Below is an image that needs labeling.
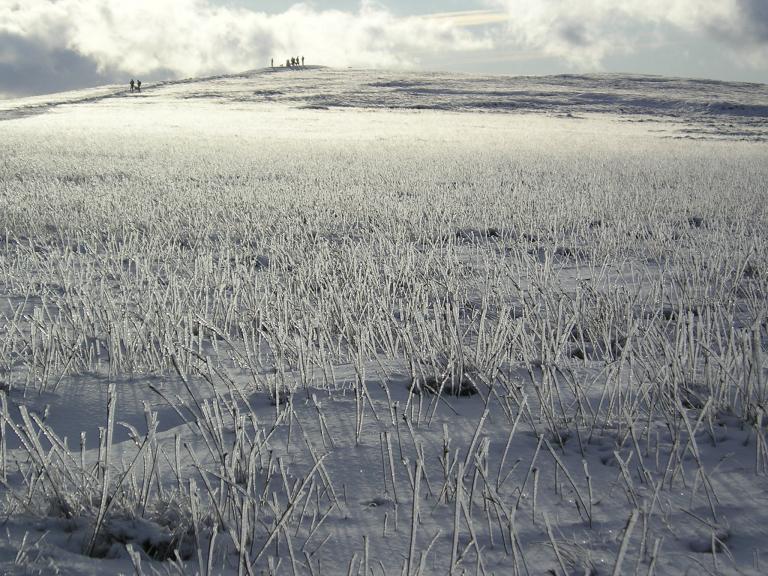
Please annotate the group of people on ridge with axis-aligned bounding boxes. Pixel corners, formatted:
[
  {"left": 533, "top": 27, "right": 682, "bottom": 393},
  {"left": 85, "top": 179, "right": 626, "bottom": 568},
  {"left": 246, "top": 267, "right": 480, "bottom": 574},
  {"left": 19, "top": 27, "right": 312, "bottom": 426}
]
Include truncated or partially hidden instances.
[
  {"left": 271, "top": 57, "right": 304, "bottom": 68},
  {"left": 128, "top": 54, "right": 306, "bottom": 94}
]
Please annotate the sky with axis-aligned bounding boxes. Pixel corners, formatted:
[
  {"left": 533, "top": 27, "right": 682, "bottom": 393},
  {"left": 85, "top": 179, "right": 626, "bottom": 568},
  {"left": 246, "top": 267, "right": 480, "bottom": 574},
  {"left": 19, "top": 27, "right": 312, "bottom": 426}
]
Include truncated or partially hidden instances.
[{"left": 1, "top": 0, "right": 767, "bottom": 98}]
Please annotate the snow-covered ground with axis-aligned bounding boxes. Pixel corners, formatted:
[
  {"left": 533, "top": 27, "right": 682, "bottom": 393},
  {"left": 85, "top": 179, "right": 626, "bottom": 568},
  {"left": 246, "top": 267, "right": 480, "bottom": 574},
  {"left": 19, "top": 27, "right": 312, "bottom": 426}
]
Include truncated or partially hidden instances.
[
  {"left": 0, "top": 68, "right": 767, "bottom": 575},
  {"left": 4, "top": 66, "right": 768, "bottom": 140}
]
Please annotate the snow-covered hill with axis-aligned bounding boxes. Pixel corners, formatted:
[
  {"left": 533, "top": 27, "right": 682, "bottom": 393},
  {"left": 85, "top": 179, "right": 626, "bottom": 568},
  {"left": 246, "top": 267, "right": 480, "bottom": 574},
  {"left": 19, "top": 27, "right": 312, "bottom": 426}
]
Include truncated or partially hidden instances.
[
  {"left": 3, "top": 67, "right": 768, "bottom": 140},
  {"left": 0, "top": 68, "right": 767, "bottom": 575}
]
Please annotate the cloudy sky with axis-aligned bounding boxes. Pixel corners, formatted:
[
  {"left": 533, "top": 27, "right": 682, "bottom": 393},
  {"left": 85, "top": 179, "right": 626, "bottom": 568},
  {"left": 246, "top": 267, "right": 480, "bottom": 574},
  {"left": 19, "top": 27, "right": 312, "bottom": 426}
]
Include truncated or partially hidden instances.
[{"left": 1, "top": 0, "right": 767, "bottom": 98}]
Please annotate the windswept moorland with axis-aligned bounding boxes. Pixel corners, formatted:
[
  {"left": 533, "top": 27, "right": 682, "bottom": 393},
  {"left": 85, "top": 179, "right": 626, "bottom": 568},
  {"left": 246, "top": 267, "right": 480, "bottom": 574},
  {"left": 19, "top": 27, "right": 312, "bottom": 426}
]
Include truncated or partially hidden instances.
[{"left": 0, "top": 68, "right": 767, "bottom": 575}]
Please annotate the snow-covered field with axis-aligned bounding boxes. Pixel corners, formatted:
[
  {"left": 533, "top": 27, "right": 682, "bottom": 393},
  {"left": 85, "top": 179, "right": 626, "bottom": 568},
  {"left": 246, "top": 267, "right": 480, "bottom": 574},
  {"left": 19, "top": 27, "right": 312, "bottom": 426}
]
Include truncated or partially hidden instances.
[{"left": 0, "top": 67, "right": 767, "bottom": 575}]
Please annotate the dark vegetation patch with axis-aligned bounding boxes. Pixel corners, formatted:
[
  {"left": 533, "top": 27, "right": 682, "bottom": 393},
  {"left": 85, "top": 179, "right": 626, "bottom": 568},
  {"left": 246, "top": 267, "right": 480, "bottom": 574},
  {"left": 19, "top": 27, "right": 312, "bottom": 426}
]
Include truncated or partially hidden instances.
[
  {"left": 455, "top": 227, "right": 505, "bottom": 242},
  {"left": 409, "top": 373, "right": 479, "bottom": 397},
  {"left": 89, "top": 517, "right": 195, "bottom": 561}
]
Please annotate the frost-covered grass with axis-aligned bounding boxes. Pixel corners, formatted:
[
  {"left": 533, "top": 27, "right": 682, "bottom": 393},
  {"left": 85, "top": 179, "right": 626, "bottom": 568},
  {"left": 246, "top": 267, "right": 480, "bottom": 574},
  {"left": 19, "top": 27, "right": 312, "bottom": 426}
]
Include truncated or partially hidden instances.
[{"left": 0, "top": 72, "right": 767, "bottom": 575}]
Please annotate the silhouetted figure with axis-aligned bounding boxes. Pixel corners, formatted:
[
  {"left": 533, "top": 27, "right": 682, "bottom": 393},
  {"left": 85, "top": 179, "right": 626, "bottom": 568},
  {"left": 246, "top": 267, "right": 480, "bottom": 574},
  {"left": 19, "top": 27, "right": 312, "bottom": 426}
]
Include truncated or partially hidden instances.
[
  {"left": 130, "top": 79, "right": 135, "bottom": 92},
  {"left": 301, "top": 56, "right": 304, "bottom": 66},
  {"left": 136, "top": 80, "right": 142, "bottom": 93},
  {"left": 271, "top": 58, "right": 274, "bottom": 67}
]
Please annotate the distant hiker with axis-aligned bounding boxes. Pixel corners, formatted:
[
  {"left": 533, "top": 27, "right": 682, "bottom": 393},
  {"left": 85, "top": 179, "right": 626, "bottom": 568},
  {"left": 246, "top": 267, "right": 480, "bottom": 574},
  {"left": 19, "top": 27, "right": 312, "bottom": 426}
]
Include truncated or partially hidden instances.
[
  {"left": 271, "top": 58, "right": 274, "bottom": 67},
  {"left": 136, "top": 80, "right": 142, "bottom": 92},
  {"left": 130, "top": 79, "right": 135, "bottom": 92},
  {"left": 301, "top": 56, "right": 304, "bottom": 66}
]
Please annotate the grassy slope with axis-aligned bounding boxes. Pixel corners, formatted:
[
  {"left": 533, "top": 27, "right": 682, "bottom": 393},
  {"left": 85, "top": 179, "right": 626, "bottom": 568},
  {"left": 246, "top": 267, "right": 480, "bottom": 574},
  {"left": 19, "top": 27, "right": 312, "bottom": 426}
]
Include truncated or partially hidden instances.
[{"left": 0, "top": 71, "right": 767, "bottom": 574}]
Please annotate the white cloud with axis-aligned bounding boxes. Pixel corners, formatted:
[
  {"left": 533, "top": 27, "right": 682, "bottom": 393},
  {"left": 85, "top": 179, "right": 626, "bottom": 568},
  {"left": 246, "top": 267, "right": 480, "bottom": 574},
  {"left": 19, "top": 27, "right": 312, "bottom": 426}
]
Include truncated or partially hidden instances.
[
  {"left": 488, "top": 0, "right": 768, "bottom": 69},
  {"left": 0, "top": 0, "right": 491, "bottom": 95}
]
